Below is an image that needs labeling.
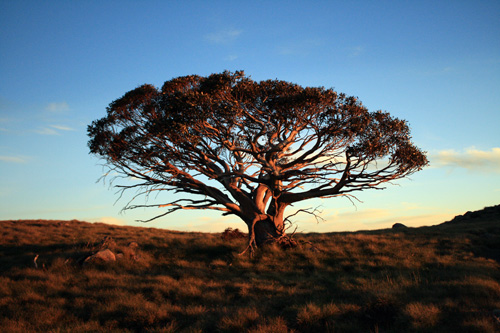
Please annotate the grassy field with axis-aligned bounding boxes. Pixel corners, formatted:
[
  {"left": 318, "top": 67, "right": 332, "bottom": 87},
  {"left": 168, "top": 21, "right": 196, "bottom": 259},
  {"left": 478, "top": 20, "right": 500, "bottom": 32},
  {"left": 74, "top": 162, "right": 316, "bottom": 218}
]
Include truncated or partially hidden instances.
[{"left": 1, "top": 206, "right": 499, "bottom": 332}]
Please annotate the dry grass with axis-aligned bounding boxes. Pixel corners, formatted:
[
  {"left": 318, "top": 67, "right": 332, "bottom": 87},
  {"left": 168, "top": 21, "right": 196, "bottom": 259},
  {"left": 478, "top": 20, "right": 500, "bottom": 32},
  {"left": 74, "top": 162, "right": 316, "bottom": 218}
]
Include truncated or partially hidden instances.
[{"left": 0, "top": 215, "right": 499, "bottom": 332}]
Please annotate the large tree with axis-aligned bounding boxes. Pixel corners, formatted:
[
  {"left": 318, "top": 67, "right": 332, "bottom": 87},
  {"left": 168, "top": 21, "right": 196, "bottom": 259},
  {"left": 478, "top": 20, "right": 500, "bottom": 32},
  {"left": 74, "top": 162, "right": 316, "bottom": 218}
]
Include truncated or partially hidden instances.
[{"left": 88, "top": 71, "right": 428, "bottom": 249}]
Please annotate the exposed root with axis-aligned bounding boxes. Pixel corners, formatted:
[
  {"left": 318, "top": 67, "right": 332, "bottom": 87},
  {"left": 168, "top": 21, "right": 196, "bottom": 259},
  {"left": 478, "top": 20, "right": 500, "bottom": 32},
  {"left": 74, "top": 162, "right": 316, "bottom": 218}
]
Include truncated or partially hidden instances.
[
  {"left": 239, "top": 216, "right": 263, "bottom": 257},
  {"left": 239, "top": 232, "right": 296, "bottom": 257},
  {"left": 239, "top": 228, "right": 259, "bottom": 256},
  {"left": 273, "top": 234, "right": 299, "bottom": 249},
  {"left": 239, "top": 241, "right": 257, "bottom": 257},
  {"left": 239, "top": 231, "right": 324, "bottom": 256},
  {"left": 239, "top": 215, "right": 323, "bottom": 256}
]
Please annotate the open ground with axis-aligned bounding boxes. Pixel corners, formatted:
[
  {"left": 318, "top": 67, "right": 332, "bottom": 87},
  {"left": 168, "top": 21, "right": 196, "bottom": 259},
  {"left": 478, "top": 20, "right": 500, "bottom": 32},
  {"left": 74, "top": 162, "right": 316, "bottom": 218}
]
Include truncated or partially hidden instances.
[{"left": 1, "top": 205, "right": 499, "bottom": 332}]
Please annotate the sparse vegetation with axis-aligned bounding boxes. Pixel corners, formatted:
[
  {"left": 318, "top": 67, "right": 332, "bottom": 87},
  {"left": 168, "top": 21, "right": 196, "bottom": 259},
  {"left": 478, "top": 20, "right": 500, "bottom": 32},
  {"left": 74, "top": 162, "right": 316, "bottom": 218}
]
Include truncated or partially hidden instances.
[{"left": 1, "top": 206, "right": 499, "bottom": 332}]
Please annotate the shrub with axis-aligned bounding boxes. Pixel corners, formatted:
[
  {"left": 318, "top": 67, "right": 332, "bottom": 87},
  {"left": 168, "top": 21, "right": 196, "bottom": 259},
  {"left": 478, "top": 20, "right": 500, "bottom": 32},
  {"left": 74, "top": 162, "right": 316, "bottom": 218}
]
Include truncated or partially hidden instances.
[{"left": 221, "top": 227, "right": 247, "bottom": 241}]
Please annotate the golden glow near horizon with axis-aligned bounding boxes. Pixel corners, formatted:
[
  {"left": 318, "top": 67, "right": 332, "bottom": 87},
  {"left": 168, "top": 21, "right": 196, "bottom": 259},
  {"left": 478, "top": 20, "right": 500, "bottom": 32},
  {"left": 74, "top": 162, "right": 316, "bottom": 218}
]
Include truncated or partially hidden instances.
[{"left": 1, "top": 2, "right": 499, "bottom": 231}]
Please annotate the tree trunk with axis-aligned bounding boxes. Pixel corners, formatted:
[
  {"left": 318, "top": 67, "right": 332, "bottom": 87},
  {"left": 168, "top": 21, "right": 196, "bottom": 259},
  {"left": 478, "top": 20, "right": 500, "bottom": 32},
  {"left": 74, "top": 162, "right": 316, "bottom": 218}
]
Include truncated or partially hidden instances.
[{"left": 249, "top": 217, "right": 284, "bottom": 247}]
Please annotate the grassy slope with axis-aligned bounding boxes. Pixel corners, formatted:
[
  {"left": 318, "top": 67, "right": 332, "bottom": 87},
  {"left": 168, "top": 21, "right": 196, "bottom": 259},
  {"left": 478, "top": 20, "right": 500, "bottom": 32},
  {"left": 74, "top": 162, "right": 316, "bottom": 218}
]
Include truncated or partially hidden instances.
[{"left": 0, "top": 206, "right": 499, "bottom": 332}]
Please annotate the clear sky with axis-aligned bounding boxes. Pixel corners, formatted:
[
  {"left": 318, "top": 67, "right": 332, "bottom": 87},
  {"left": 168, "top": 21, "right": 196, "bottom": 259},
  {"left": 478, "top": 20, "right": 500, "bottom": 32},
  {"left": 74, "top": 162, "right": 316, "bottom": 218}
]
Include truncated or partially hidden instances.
[{"left": 1, "top": 1, "right": 499, "bottom": 233}]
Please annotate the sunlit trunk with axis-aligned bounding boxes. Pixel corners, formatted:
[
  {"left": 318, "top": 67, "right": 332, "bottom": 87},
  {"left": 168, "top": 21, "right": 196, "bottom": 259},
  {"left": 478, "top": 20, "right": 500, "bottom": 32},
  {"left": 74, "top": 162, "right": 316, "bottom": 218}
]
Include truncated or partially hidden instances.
[
  {"left": 245, "top": 213, "right": 286, "bottom": 247},
  {"left": 251, "top": 217, "right": 283, "bottom": 246}
]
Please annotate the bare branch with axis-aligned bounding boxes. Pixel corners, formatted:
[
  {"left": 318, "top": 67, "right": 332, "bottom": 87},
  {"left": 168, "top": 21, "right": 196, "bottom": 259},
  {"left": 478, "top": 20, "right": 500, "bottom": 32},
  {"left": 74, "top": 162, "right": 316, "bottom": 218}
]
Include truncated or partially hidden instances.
[
  {"left": 88, "top": 71, "right": 428, "bottom": 244},
  {"left": 284, "top": 206, "right": 326, "bottom": 226}
]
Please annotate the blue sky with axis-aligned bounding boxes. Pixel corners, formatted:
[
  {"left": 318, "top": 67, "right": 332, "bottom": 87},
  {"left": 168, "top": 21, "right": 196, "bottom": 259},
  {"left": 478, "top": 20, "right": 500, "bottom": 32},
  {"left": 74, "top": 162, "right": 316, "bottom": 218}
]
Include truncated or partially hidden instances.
[{"left": 1, "top": 1, "right": 499, "bottom": 232}]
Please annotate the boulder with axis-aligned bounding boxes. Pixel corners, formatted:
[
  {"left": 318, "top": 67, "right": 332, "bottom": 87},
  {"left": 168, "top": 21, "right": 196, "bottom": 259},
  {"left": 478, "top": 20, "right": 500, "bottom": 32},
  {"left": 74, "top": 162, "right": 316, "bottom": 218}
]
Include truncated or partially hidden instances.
[
  {"left": 128, "top": 241, "right": 139, "bottom": 250},
  {"left": 84, "top": 249, "right": 116, "bottom": 265}
]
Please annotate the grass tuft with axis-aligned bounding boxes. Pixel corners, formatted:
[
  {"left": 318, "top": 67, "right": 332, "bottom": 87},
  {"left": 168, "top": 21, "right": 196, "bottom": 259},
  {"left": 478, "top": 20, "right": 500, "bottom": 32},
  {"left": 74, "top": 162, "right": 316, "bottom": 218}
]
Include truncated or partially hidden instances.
[
  {"left": 404, "top": 302, "right": 441, "bottom": 328},
  {"left": 1, "top": 211, "right": 499, "bottom": 331}
]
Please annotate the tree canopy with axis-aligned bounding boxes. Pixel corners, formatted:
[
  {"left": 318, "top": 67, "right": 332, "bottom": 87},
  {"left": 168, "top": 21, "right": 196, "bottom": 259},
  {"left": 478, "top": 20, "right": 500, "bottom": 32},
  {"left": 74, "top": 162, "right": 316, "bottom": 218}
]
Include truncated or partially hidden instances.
[{"left": 88, "top": 71, "right": 428, "bottom": 248}]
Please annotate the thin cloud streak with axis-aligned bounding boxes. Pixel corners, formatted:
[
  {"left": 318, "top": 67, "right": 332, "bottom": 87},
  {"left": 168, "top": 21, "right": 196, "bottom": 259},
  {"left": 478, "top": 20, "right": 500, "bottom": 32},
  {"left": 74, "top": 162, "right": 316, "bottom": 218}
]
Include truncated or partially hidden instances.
[
  {"left": 35, "top": 124, "right": 75, "bottom": 135},
  {"left": 347, "top": 45, "right": 364, "bottom": 57},
  {"left": 205, "top": 29, "right": 242, "bottom": 44},
  {"left": 277, "top": 38, "right": 323, "bottom": 56},
  {"left": 0, "top": 155, "right": 30, "bottom": 163},
  {"left": 225, "top": 55, "right": 238, "bottom": 61},
  {"left": 51, "top": 125, "right": 75, "bottom": 131},
  {"left": 45, "top": 102, "right": 70, "bottom": 113},
  {"left": 432, "top": 147, "right": 500, "bottom": 174},
  {"left": 35, "top": 127, "right": 58, "bottom": 135}
]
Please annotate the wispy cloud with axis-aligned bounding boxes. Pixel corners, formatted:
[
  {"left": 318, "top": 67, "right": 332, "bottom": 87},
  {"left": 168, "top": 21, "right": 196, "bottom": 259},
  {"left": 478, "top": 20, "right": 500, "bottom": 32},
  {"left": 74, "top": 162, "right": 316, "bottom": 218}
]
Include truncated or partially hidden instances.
[
  {"left": 225, "top": 55, "right": 238, "bottom": 61},
  {"left": 347, "top": 45, "right": 364, "bottom": 57},
  {"left": 35, "top": 127, "right": 59, "bottom": 135},
  {"left": 45, "top": 102, "right": 69, "bottom": 113},
  {"left": 0, "top": 155, "right": 30, "bottom": 163},
  {"left": 432, "top": 147, "right": 500, "bottom": 174},
  {"left": 277, "top": 38, "right": 323, "bottom": 56},
  {"left": 35, "top": 124, "right": 75, "bottom": 135},
  {"left": 88, "top": 216, "right": 127, "bottom": 226},
  {"left": 51, "top": 124, "right": 75, "bottom": 131},
  {"left": 205, "top": 29, "right": 242, "bottom": 44}
]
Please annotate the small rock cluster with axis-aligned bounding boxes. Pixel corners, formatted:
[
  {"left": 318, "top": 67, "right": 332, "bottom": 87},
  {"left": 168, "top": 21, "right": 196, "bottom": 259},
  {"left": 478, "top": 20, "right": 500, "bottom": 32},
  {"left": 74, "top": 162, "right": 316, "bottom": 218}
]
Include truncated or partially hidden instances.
[{"left": 82, "top": 237, "right": 141, "bottom": 265}]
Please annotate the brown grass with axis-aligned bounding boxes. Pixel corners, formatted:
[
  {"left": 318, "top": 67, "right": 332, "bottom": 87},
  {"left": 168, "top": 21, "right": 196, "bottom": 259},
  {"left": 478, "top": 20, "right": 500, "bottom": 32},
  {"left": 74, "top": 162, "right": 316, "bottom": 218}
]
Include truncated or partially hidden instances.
[{"left": 0, "top": 215, "right": 499, "bottom": 332}]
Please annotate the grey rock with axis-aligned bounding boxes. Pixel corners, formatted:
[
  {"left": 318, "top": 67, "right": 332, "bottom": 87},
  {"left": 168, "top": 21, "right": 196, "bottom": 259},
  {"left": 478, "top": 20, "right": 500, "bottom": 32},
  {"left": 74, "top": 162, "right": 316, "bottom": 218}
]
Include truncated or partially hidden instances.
[{"left": 84, "top": 249, "right": 116, "bottom": 264}]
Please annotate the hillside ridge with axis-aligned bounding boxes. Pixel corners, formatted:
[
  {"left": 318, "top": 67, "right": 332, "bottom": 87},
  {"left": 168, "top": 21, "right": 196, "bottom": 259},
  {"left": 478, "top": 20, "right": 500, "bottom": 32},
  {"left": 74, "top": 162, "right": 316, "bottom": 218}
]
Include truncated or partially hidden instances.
[
  {"left": 2, "top": 203, "right": 499, "bottom": 232},
  {"left": 441, "top": 204, "right": 500, "bottom": 225}
]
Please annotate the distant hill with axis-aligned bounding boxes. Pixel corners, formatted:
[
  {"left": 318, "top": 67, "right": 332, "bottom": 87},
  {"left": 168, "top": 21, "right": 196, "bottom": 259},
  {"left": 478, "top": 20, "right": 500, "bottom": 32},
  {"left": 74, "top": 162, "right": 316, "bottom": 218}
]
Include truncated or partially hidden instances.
[
  {"left": 441, "top": 204, "right": 500, "bottom": 225},
  {"left": 1, "top": 206, "right": 500, "bottom": 331},
  {"left": 425, "top": 204, "right": 500, "bottom": 264}
]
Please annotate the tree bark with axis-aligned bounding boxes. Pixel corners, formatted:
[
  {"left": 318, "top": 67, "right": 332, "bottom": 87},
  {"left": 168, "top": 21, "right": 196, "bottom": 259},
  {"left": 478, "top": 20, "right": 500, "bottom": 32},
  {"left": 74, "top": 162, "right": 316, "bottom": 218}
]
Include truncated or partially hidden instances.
[{"left": 248, "top": 217, "right": 284, "bottom": 247}]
